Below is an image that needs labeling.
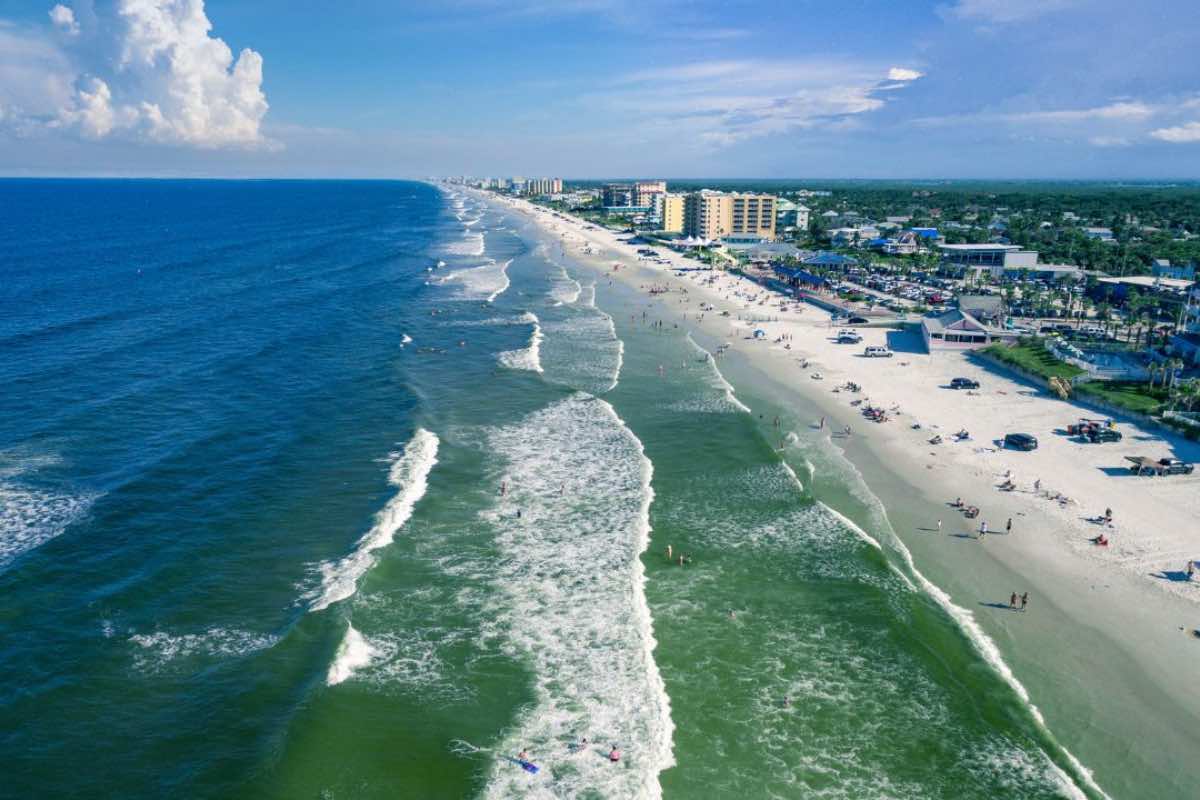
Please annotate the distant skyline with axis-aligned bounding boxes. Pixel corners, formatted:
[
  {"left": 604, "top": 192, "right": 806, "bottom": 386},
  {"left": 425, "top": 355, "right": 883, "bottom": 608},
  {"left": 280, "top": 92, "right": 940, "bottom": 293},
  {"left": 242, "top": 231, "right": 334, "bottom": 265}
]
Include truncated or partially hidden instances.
[{"left": 1, "top": 0, "right": 1199, "bottom": 179}]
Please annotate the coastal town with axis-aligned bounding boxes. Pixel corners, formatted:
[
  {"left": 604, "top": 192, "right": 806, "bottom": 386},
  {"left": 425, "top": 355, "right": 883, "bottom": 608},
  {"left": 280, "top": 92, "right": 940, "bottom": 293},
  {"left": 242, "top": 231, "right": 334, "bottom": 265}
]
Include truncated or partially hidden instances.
[
  {"left": 451, "top": 176, "right": 1200, "bottom": 430},
  {"left": 446, "top": 176, "right": 1200, "bottom": 633}
]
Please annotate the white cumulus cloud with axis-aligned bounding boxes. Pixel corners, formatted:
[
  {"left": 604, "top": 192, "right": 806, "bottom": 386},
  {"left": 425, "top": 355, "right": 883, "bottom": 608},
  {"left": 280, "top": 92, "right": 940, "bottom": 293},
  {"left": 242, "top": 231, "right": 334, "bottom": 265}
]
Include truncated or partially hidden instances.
[
  {"left": 1150, "top": 121, "right": 1200, "bottom": 143},
  {"left": 49, "top": 4, "right": 80, "bottom": 35},
  {"left": 3, "top": 1, "right": 271, "bottom": 149},
  {"left": 887, "top": 67, "right": 923, "bottom": 81}
]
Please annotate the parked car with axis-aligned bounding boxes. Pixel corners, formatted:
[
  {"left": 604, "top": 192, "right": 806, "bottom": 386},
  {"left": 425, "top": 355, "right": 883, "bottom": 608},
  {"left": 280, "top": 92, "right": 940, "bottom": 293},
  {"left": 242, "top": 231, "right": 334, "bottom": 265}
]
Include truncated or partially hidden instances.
[
  {"left": 1066, "top": 418, "right": 1111, "bottom": 436},
  {"left": 864, "top": 346, "right": 893, "bottom": 358},
  {"left": 1004, "top": 433, "right": 1038, "bottom": 451},
  {"left": 1127, "top": 457, "right": 1195, "bottom": 476},
  {"left": 847, "top": 316, "right": 870, "bottom": 325},
  {"left": 949, "top": 377, "right": 980, "bottom": 390},
  {"left": 1086, "top": 428, "right": 1123, "bottom": 443},
  {"left": 837, "top": 331, "right": 863, "bottom": 344},
  {"left": 1157, "top": 458, "right": 1195, "bottom": 475}
]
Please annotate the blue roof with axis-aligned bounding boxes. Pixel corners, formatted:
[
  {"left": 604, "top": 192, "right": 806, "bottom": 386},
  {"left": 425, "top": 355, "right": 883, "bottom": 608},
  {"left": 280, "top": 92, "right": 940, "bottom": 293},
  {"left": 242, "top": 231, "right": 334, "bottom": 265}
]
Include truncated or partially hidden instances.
[
  {"left": 802, "top": 251, "right": 858, "bottom": 266},
  {"left": 910, "top": 227, "right": 940, "bottom": 238},
  {"left": 774, "top": 265, "right": 826, "bottom": 284}
]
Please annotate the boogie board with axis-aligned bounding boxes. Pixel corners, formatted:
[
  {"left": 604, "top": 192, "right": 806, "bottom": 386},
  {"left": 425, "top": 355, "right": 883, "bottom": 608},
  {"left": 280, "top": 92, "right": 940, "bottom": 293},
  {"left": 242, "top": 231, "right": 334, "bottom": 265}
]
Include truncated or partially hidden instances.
[{"left": 506, "top": 756, "right": 540, "bottom": 774}]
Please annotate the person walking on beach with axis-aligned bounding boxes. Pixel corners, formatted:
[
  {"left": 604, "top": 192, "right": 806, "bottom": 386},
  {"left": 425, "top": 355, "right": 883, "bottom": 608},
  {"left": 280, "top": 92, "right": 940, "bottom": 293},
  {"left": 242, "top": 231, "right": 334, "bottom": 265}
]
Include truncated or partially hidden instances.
[
  {"left": 1006, "top": 517, "right": 1012, "bottom": 535},
  {"left": 979, "top": 520, "right": 988, "bottom": 538},
  {"left": 1020, "top": 592, "right": 1029, "bottom": 611},
  {"left": 1009, "top": 592, "right": 1018, "bottom": 610},
  {"left": 937, "top": 519, "right": 943, "bottom": 532}
]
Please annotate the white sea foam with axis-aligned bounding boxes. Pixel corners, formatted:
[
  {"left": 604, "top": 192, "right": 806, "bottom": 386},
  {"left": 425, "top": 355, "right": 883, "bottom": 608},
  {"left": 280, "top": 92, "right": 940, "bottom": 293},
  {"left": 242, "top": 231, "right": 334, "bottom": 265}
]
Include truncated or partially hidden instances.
[
  {"left": 0, "top": 469, "right": 95, "bottom": 571},
  {"left": 130, "top": 627, "right": 279, "bottom": 671},
  {"left": 442, "top": 311, "right": 538, "bottom": 329},
  {"left": 477, "top": 394, "right": 674, "bottom": 799},
  {"left": 580, "top": 282, "right": 597, "bottom": 308},
  {"left": 537, "top": 306, "right": 623, "bottom": 394},
  {"left": 326, "top": 623, "right": 379, "bottom": 686},
  {"left": 683, "top": 333, "right": 752, "bottom": 414},
  {"left": 308, "top": 428, "right": 439, "bottom": 612},
  {"left": 549, "top": 264, "right": 582, "bottom": 305},
  {"left": 496, "top": 313, "right": 543, "bottom": 373},
  {"left": 445, "top": 230, "right": 485, "bottom": 257},
  {"left": 445, "top": 258, "right": 511, "bottom": 302}
]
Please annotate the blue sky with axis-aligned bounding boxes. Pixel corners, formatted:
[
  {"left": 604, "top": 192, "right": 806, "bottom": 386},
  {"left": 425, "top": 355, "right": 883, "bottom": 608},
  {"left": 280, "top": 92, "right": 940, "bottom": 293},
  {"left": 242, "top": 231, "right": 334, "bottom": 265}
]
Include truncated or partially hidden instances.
[{"left": 1, "top": 0, "right": 1199, "bottom": 178}]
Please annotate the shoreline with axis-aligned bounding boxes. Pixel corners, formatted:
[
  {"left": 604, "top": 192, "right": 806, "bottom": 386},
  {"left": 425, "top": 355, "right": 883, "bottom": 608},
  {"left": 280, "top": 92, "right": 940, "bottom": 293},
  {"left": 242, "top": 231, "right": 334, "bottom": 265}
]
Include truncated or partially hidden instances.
[{"left": 473, "top": 187, "right": 1200, "bottom": 798}]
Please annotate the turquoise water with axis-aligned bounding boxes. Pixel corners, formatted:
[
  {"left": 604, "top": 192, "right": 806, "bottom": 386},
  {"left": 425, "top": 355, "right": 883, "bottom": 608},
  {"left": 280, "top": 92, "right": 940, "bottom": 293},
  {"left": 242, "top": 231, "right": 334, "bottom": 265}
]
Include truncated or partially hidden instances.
[{"left": 0, "top": 180, "right": 1103, "bottom": 798}]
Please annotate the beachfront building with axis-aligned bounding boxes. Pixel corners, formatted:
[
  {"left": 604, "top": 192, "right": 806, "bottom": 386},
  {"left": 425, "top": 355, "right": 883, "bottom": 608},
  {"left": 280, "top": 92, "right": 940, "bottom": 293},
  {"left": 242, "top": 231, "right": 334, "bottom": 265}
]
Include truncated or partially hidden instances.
[
  {"left": 634, "top": 180, "right": 667, "bottom": 207},
  {"left": 938, "top": 243, "right": 1039, "bottom": 280},
  {"left": 1089, "top": 275, "right": 1196, "bottom": 306},
  {"left": 682, "top": 190, "right": 778, "bottom": 241},
  {"left": 661, "top": 193, "right": 685, "bottom": 233},
  {"left": 776, "top": 199, "right": 810, "bottom": 230},
  {"left": 921, "top": 295, "right": 1011, "bottom": 352},
  {"left": 921, "top": 309, "right": 1004, "bottom": 351},
  {"left": 523, "top": 177, "right": 562, "bottom": 196},
  {"left": 601, "top": 183, "right": 636, "bottom": 208},
  {"left": 1084, "top": 226, "right": 1115, "bottom": 241}
]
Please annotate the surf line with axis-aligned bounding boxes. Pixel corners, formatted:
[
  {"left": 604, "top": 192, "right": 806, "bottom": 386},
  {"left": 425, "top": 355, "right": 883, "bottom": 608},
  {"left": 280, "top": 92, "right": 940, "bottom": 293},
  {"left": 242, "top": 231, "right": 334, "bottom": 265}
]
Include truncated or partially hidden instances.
[
  {"left": 308, "top": 428, "right": 439, "bottom": 612},
  {"left": 684, "top": 332, "right": 752, "bottom": 414},
  {"left": 821, "top": 441, "right": 1109, "bottom": 800},
  {"left": 496, "top": 312, "right": 543, "bottom": 373}
]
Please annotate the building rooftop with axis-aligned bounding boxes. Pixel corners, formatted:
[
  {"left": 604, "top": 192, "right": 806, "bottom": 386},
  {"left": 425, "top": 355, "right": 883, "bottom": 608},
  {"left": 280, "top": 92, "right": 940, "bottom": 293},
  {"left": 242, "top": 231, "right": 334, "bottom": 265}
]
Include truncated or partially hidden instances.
[
  {"left": 1097, "top": 276, "right": 1194, "bottom": 290},
  {"left": 937, "top": 243, "right": 1021, "bottom": 252}
]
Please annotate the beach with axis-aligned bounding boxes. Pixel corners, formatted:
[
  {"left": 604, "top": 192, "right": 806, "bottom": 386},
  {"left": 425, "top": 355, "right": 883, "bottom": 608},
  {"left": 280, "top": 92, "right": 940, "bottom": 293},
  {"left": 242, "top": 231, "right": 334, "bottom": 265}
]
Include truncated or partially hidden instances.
[
  {"left": 6, "top": 178, "right": 1197, "bottom": 799},
  {"left": 485, "top": 189, "right": 1200, "bottom": 798}
]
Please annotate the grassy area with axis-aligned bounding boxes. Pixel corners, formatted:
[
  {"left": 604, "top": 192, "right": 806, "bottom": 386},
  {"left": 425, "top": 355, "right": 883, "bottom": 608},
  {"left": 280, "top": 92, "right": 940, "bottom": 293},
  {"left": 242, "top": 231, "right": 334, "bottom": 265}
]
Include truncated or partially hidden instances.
[
  {"left": 980, "top": 337, "right": 1085, "bottom": 381},
  {"left": 1074, "top": 381, "right": 1169, "bottom": 415}
]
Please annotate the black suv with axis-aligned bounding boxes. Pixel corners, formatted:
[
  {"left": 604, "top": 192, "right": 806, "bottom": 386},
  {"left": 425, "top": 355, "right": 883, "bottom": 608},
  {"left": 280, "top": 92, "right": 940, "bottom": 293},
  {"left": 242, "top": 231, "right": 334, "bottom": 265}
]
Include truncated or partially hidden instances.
[
  {"left": 950, "top": 378, "right": 980, "bottom": 390},
  {"left": 1159, "top": 458, "right": 1195, "bottom": 475},
  {"left": 1086, "top": 428, "right": 1123, "bottom": 443},
  {"left": 1004, "top": 433, "right": 1038, "bottom": 451}
]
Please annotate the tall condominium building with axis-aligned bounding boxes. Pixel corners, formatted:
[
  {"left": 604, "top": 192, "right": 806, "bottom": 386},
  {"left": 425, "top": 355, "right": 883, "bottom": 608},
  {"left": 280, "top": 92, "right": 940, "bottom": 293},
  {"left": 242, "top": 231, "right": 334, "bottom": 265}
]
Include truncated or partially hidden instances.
[
  {"left": 524, "top": 177, "right": 563, "bottom": 195},
  {"left": 682, "top": 191, "right": 778, "bottom": 240},
  {"left": 602, "top": 180, "right": 668, "bottom": 209},
  {"left": 601, "top": 183, "right": 637, "bottom": 208},
  {"left": 633, "top": 180, "right": 667, "bottom": 207},
  {"left": 661, "top": 193, "right": 685, "bottom": 233}
]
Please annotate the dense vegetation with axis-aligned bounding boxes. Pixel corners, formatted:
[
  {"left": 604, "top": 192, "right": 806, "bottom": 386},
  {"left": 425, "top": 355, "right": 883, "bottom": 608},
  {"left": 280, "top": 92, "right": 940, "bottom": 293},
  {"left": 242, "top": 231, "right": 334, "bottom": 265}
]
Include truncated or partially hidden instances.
[{"left": 567, "top": 179, "right": 1200, "bottom": 275}]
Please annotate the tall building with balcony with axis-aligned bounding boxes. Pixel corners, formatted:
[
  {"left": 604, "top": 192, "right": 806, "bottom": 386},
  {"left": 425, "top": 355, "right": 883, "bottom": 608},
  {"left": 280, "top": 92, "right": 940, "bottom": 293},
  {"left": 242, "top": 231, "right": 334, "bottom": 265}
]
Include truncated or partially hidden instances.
[
  {"left": 661, "top": 194, "right": 685, "bottom": 233},
  {"left": 682, "top": 191, "right": 777, "bottom": 241}
]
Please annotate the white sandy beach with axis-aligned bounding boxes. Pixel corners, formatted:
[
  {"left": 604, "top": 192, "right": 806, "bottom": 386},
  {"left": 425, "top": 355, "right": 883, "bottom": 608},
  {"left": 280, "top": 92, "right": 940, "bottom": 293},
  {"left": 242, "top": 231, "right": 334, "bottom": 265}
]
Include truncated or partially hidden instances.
[{"left": 477, "top": 189, "right": 1200, "bottom": 795}]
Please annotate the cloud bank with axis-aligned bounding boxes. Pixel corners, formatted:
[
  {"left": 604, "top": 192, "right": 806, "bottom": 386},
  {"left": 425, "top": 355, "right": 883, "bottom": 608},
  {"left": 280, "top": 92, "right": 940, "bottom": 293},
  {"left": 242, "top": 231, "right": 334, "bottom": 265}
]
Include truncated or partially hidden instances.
[{"left": 4, "top": 0, "right": 270, "bottom": 149}]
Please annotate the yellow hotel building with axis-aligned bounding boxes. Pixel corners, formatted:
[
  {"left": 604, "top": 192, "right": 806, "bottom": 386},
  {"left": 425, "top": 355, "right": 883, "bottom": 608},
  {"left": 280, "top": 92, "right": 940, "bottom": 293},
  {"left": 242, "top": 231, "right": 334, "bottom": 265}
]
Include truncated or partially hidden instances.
[{"left": 676, "top": 191, "right": 777, "bottom": 240}]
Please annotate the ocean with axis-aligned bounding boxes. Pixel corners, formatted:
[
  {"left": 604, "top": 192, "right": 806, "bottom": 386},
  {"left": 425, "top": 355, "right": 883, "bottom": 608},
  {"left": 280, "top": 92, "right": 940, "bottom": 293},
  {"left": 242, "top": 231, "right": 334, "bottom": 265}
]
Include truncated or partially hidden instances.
[{"left": 0, "top": 179, "right": 1103, "bottom": 798}]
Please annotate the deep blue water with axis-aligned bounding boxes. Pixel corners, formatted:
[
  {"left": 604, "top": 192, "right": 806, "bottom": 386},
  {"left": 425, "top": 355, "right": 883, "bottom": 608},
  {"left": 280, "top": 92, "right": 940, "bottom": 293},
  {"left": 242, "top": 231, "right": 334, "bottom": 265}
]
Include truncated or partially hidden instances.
[{"left": 0, "top": 180, "right": 447, "bottom": 795}]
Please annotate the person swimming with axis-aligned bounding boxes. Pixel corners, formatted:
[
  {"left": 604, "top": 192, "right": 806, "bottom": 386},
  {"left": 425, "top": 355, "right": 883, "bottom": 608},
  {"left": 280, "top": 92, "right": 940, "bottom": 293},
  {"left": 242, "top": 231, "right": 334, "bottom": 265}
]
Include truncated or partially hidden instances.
[{"left": 608, "top": 745, "right": 621, "bottom": 763}]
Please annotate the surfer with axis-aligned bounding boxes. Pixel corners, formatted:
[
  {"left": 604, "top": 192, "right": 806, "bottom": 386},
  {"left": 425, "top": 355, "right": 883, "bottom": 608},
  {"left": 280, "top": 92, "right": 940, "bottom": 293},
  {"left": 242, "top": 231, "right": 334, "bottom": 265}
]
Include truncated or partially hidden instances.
[
  {"left": 1009, "top": 592, "right": 1017, "bottom": 609},
  {"left": 1021, "top": 592, "right": 1029, "bottom": 611},
  {"left": 501, "top": 481, "right": 507, "bottom": 497},
  {"left": 666, "top": 544, "right": 672, "bottom": 562}
]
